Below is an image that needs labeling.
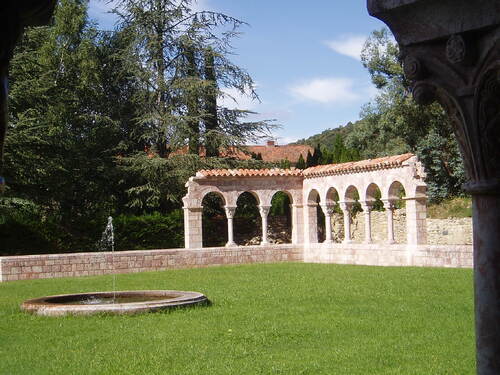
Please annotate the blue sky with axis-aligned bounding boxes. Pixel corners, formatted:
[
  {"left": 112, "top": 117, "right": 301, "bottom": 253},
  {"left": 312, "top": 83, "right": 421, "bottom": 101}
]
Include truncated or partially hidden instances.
[{"left": 88, "top": 0, "right": 386, "bottom": 144}]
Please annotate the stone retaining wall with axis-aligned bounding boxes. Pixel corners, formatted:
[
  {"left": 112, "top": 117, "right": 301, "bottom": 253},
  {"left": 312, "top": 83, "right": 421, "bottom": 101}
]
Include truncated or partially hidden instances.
[
  {"left": 328, "top": 209, "right": 473, "bottom": 245},
  {"left": 0, "top": 245, "right": 303, "bottom": 282}
]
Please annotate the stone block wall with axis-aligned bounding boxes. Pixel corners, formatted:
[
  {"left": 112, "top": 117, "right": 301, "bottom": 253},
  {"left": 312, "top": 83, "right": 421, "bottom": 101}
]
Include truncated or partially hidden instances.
[
  {"left": 305, "top": 243, "right": 472, "bottom": 268},
  {"left": 0, "top": 245, "right": 303, "bottom": 282},
  {"left": 328, "top": 209, "right": 472, "bottom": 245},
  {"left": 426, "top": 217, "right": 473, "bottom": 245}
]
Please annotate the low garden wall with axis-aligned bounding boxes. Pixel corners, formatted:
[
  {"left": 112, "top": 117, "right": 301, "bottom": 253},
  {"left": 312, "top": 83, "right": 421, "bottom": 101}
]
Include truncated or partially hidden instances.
[
  {"left": 305, "top": 243, "right": 473, "bottom": 268},
  {"left": 0, "top": 245, "right": 303, "bottom": 282}
]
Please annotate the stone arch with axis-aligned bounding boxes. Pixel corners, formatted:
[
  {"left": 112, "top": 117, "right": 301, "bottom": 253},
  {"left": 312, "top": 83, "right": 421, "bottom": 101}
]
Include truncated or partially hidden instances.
[
  {"left": 269, "top": 190, "right": 293, "bottom": 244},
  {"left": 387, "top": 180, "right": 407, "bottom": 201},
  {"left": 201, "top": 191, "right": 227, "bottom": 247},
  {"left": 307, "top": 189, "right": 320, "bottom": 204},
  {"left": 236, "top": 190, "right": 261, "bottom": 206},
  {"left": 344, "top": 185, "right": 360, "bottom": 202},
  {"left": 201, "top": 189, "right": 227, "bottom": 206},
  {"left": 234, "top": 191, "right": 261, "bottom": 246},
  {"left": 386, "top": 180, "right": 407, "bottom": 244},
  {"left": 365, "top": 183, "right": 382, "bottom": 203},
  {"left": 325, "top": 187, "right": 340, "bottom": 205},
  {"left": 305, "top": 189, "right": 324, "bottom": 243}
]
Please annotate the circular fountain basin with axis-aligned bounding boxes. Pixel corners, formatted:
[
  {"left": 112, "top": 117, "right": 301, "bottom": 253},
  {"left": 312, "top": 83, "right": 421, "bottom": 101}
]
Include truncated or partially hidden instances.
[{"left": 21, "top": 290, "right": 208, "bottom": 316}]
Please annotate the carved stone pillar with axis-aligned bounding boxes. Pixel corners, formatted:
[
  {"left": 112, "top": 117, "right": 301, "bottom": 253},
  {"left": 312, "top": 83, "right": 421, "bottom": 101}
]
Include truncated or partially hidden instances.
[
  {"left": 224, "top": 206, "right": 237, "bottom": 247},
  {"left": 360, "top": 202, "right": 373, "bottom": 244},
  {"left": 339, "top": 202, "right": 353, "bottom": 244},
  {"left": 321, "top": 204, "right": 336, "bottom": 244},
  {"left": 368, "top": 2, "right": 500, "bottom": 372},
  {"left": 259, "top": 205, "right": 271, "bottom": 246},
  {"left": 382, "top": 200, "right": 395, "bottom": 244}
]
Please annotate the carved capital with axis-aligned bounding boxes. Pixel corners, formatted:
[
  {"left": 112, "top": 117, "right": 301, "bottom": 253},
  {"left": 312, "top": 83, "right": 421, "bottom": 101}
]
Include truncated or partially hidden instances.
[
  {"left": 381, "top": 199, "right": 394, "bottom": 211},
  {"left": 320, "top": 204, "right": 336, "bottom": 216},
  {"left": 258, "top": 205, "right": 271, "bottom": 218},
  {"left": 224, "top": 206, "right": 237, "bottom": 219},
  {"left": 338, "top": 201, "right": 352, "bottom": 212},
  {"left": 360, "top": 202, "right": 373, "bottom": 212},
  {"left": 396, "top": 35, "right": 500, "bottom": 194},
  {"left": 403, "top": 55, "right": 426, "bottom": 81}
]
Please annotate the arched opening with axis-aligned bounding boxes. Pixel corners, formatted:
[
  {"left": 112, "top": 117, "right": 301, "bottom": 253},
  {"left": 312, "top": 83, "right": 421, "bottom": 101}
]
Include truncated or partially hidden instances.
[
  {"left": 269, "top": 191, "right": 292, "bottom": 244},
  {"left": 363, "top": 183, "right": 384, "bottom": 243},
  {"left": 235, "top": 191, "right": 261, "bottom": 246},
  {"left": 343, "top": 185, "right": 361, "bottom": 243},
  {"left": 387, "top": 181, "right": 407, "bottom": 244},
  {"left": 325, "top": 187, "right": 341, "bottom": 242},
  {"left": 307, "top": 189, "right": 324, "bottom": 243},
  {"left": 201, "top": 191, "right": 227, "bottom": 247}
]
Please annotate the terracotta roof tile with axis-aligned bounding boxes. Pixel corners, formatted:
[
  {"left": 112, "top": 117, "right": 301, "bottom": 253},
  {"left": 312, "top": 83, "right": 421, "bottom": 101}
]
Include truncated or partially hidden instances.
[
  {"left": 194, "top": 153, "right": 415, "bottom": 179},
  {"left": 303, "top": 153, "right": 415, "bottom": 177},
  {"left": 196, "top": 168, "right": 303, "bottom": 178}
]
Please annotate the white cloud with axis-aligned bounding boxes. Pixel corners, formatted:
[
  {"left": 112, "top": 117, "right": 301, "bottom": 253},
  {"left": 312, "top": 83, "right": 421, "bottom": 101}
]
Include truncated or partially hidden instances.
[
  {"left": 325, "top": 35, "right": 366, "bottom": 61},
  {"left": 218, "top": 87, "right": 260, "bottom": 110},
  {"left": 289, "top": 77, "right": 360, "bottom": 105}
]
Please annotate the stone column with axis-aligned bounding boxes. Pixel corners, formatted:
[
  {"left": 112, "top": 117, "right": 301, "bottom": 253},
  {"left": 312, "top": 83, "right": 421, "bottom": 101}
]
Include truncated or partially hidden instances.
[
  {"left": 361, "top": 202, "right": 373, "bottom": 244},
  {"left": 183, "top": 206, "right": 203, "bottom": 249},
  {"left": 259, "top": 205, "right": 271, "bottom": 246},
  {"left": 405, "top": 197, "right": 428, "bottom": 245},
  {"left": 321, "top": 204, "right": 336, "bottom": 244},
  {"left": 367, "top": 2, "right": 500, "bottom": 372},
  {"left": 290, "top": 204, "right": 303, "bottom": 245},
  {"left": 382, "top": 200, "right": 395, "bottom": 244},
  {"left": 304, "top": 203, "right": 319, "bottom": 244},
  {"left": 339, "top": 202, "right": 353, "bottom": 244},
  {"left": 224, "top": 206, "right": 237, "bottom": 247}
]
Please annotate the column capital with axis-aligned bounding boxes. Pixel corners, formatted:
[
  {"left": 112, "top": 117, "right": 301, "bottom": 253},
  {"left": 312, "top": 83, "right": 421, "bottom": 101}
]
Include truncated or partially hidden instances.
[
  {"left": 338, "top": 201, "right": 353, "bottom": 212},
  {"left": 381, "top": 199, "right": 395, "bottom": 211},
  {"left": 224, "top": 205, "right": 237, "bottom": 219},
  {"left": 320, "top": 204, "right": 336, "bottom": 216},
  {"left": 183, "top": 206, "right": 203, "bottom": 213},
  {"left": 258, "top": 205, "right": 271, "bottom": 217},
  {"left": 369, "top": 0, "right": 500, "bottom": 192},
  {"left": 360, "top": 201, "right": 374, "bottom": 212}
]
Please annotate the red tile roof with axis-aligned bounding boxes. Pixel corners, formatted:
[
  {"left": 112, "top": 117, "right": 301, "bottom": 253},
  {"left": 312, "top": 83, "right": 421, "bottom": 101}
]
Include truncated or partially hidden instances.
[
  {"left": 171, "top": 144, "right": 313, "bottom": 164},
  {"left": 194, "top": 153, "right": 415, "bottom": 179},
  {"left": 196, "top": 168, "right": 303, "bottom": 178},
  {"left": 302, "top": 153, "right": 415, "bottom": 177}
]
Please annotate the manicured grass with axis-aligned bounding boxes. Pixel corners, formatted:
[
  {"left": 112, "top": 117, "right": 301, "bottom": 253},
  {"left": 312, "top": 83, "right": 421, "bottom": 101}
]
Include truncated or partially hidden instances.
[{"left": 0, "top": 263, "right": 474, "bottom": 374}]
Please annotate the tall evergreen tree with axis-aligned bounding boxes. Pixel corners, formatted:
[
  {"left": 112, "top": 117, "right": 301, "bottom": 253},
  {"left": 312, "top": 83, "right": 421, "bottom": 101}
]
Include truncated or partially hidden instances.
[
  {"left": 296, "top": 154, "right": 306, "bottom": 169},
  {"left": 114, "top": 0, "right": 275, "bottom": 156}
]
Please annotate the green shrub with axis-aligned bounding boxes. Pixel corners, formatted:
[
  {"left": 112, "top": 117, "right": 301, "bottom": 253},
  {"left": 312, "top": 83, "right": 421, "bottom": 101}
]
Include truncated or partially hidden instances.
[{"left": 113, "top": 211, "right": 184, "bottom": 251}]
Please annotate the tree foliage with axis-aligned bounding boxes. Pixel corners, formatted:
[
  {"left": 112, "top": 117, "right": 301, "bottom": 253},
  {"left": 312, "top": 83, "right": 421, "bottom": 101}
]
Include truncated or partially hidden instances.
[{"left": 346, "top": 28, "right": 465, "bottom": 202}]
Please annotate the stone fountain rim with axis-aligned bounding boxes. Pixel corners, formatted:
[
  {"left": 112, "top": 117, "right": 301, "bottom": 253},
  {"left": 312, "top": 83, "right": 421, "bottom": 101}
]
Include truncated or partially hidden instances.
[{"left": 21, "top": 290, "right": 208, "bottom": 316}]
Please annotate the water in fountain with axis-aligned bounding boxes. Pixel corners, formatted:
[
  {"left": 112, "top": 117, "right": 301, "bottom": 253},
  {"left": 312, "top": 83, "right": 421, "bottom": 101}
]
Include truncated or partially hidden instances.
[{"left": 97, "top": 216, "right": 115, "bottom": 301}]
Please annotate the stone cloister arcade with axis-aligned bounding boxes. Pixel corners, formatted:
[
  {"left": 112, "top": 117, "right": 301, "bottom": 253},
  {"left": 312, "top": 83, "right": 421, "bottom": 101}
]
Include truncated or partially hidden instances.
[{"left": 183, "top": 153, "right": 428, "bottom": 249}]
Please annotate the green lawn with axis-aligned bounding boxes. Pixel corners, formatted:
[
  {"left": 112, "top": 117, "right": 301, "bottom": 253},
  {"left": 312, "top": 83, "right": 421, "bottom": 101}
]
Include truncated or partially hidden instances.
[{"left": 0, "top": 263, "right": 475, "bottom": 374}]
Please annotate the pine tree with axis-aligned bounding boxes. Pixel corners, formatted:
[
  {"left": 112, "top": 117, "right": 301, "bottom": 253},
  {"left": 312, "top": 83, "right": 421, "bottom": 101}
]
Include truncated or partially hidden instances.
[
  {"left": 305, "top": 151, "right": 314, "bottom": 168},
  {"left": 114, "top": 0, "right": 276, "bottom": 156},
  {"left": 296, "top": 154, "right": 306, "bottom": 169}
]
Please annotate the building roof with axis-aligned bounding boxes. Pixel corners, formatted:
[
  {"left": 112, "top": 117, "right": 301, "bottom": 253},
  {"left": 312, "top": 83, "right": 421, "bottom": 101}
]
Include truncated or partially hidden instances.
[
  {"left": 195, "top": 153, "right": 415, "bottom": 179},
  {"left": 171, "top": 141, "right": 313, "bottom": 164},
  {"left": 302, "top": 153, "right": 415, "bottom": 177}
]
